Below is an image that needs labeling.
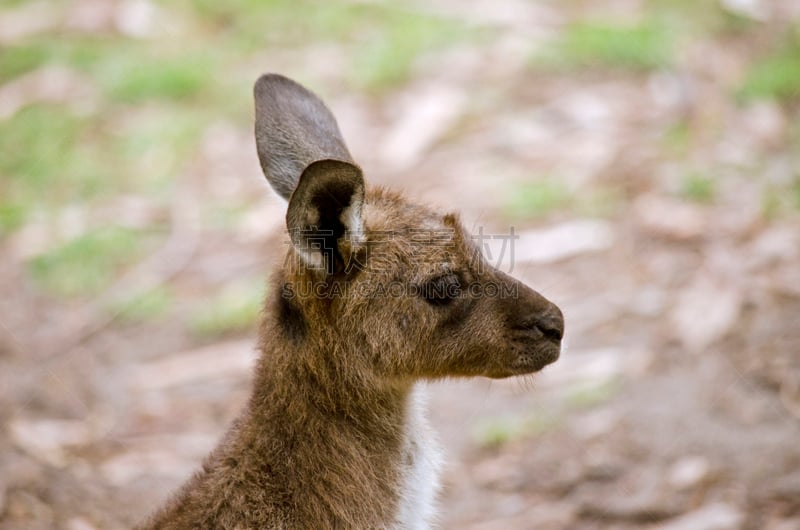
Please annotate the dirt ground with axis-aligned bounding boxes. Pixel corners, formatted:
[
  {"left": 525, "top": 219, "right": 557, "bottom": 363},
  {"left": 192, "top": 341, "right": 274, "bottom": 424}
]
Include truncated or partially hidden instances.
[{"left": 1, "top": 1, "right": 800, "bottom": 529}]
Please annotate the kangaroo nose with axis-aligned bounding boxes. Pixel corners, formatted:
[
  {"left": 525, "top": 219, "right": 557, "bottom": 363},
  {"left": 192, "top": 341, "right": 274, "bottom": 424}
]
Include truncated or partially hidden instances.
[{"left": 536, "top": 307, "right": 564, "bottom": 342}]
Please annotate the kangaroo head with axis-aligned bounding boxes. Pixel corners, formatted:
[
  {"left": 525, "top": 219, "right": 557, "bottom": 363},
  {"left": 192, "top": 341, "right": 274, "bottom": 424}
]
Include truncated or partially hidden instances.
[{"left": 254, "top": 74, "right": 563, "bottom": 384}]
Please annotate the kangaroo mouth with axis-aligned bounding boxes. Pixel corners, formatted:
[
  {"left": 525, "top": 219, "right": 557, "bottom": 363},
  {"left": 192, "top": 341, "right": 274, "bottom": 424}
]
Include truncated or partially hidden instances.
[
  {"left": 513, "top": 341, "right": 561, "bottom": 374},
  {"left": 488, "top": 336, "right": 561, "bottom": 378}
]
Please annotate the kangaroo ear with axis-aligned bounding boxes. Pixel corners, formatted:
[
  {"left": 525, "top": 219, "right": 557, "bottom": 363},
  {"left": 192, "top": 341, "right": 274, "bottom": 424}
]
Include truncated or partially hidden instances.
[
  {"left": 286, "top": 159, "right": 365, "bottom": 275},
  {"left": 254, "top": 74, "right": 353, "bottom": 200}
]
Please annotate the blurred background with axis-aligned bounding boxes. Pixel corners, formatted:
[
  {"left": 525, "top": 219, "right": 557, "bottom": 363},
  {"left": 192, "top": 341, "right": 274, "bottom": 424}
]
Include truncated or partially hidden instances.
[{"left": 1, "top": 0, "right": 799, "bottom": 528}]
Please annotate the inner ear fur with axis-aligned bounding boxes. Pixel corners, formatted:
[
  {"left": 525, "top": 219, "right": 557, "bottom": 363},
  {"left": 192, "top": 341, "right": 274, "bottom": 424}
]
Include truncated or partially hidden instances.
[{"left": 286, "top": 159, "right": 365, "bottom": 275}]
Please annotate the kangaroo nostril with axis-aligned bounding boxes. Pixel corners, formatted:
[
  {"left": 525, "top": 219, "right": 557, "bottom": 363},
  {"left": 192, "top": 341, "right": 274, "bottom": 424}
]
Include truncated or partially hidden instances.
[
  {"left": 536, "top": 314, "right": 564, "bottom": 342},
  {"left": 512, "top": 305, "right": 565, "bottom": 342}
]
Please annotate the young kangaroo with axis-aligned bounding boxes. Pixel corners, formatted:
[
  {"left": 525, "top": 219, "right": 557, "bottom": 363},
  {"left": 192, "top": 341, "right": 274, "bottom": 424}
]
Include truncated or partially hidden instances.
[{"left": 140, "top": 74, "right": 564, "bottom": 529}]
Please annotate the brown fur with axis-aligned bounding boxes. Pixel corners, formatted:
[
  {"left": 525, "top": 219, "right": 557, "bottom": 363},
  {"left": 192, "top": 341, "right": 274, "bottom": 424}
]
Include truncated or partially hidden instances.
[{"left": 139, "top": 75, "right": 563, "bottom": 529}]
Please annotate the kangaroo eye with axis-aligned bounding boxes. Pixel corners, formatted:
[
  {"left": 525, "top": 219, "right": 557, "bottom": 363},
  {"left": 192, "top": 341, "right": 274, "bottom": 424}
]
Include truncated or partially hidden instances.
[{"left": 421, "top": 274, "right": 461, "bottom": 306}]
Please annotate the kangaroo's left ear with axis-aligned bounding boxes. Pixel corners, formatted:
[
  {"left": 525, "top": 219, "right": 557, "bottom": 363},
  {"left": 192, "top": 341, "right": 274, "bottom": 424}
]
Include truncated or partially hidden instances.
[
  {"left": 254, "top": 73, "right": 353, "bottom": 201},
  {"left": 286, "top": 158, "right": 365, "bottom": 275}
]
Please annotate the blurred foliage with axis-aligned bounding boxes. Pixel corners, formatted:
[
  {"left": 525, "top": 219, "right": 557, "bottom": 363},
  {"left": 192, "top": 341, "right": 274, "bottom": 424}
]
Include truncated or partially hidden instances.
[
  {"left": 0, "top": 104, "right": 110, "bottom": 236},
  {"left": 110, "top": 286, "right": 173, "bottom": 322},
  {"left": 0, "top": 105, "right": 96, "bottom": 194},
  {"left": 505, "top": 179, "right": 572, "bottom": 219},
  {"left": 187, "top": 279, "right": 265, "bottom": 338},
  {"left": 28, "top": 226, "right": 147, "bottom": 298},
  {"left": 794, "top": 177, "right": 800, "bottom": 210},
  {"left": 105, "top": 54, "right": 216, "bottom": 103},
  {"left": 564, "top": 378, "right": 621, "bottom": 409},
  {"left": 739, "top": 28, "right": 800, "bottom": 102},
  {"left": 537, "top": 19, "right": 673, "bottom": 71},
  {"left": 0, "top": 0, "right": 473, "bottom": 236},
  {"left": 0, "top": 101, "right": 198, "bottom": 235},
  {"left": 0, "top": 0, "right": 798, "bottom": 311},
  {"left": 760, "top": 186, "right": 783, "bottom": 220},
  {"left": 661, "top": 120, "right": 693, "bottom": 157},
  {"left": 761, "top": 176, "right": 800, "bottom": 219},
  {"left": 680, "top": 171, "right": 716, "bottom": 203},
  {"left": 472, "top": 410, "right": 561, "bottom": 449},
  {"left": 347, "top": 12, "right": 469, "bottom": 91},
  {"left": 472, "top": 415, "right": 527, "bottom": 448},
  {"left": 505, "top": 179, "right": 621, "bottom": 220},
  {"left": 184, "top": 0, "right": 473, "bottom": 91},
  {"left": 0, "top": 43, "right": 50, "bottom": 82},
  {"left": 0, "top": 203, "right": 26, "bottom": 234},
  {"left": 647, "top": 0, "right": 757, "bottom": 35}
]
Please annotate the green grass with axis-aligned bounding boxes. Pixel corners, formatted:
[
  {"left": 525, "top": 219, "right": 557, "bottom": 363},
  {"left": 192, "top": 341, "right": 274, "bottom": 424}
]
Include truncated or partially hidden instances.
[
  {"left": 348, "top": 11, "right": 469, "bottom": 92},
  {"left": 188, "top": 0, "right": 472, "bottom": 92},
  {"left": 717, "top": 10, "right": 758, "bottom": 34},
  {"left": 0, "top": 203, "right": 26, "bottom": 235},
  {"left": 680, "top": 171, "right": 716, "bottom": 203},
  {"left": 760, "top": 177, "right": 800, "bottom": 219},
  {"left": 503, "top": 179, "right": 622, "bottom": 220},
  {"left": 0, "top": 2, "right": 471, "bottom": 239},
  {"left": 505, "top": 179, "right": 572, "bottom": 219},
  {"left": 472, "top": 415, "right": 527, "bottom": 448},
  {"left": 574, "top": 187, "right": 624, "bottom": 218},
  {"left": 110, "top": 286, "right": 173, "bottom": 322},
  {"left": 0, "top": 43, "right": 50, "bottom": 82},
  {"left": 739, "top": 30, "right": 800, "bottom": 102},
  {"left": 0, "top": 0, "right": 35, "bottom": 7},
  {"left": 0, "top": 102, "right": 203, "bottom": 231},
  {"left": 190, "top": 0, "right": 368, "bottom": 43},
  {"left": 205, "top": 203, "right": 249, "bottom": 231},
  {"left": 0, "top": 37, "right": 219, "bottom": 237},
  {"left": 112, "top": 106, "right": 207, "bottom": 191},
  {"left": 794, "top": 177, "right": 800, "bottom": 210},
  {"left": 0, "top": 2, "right": 472, "bottom": 242},
  {"left": 0, "top": 37, "right": 134, "bottom": 78},
  {"left": 539, "top": 19, "right": 673, "bottom": 71},
  {"left": 188, "top": 279, "right": 265, "bottom": 338},
  {"left": 0, "top": 104, "right": 89, "bottom": 190},
  {"left": 646, "top": 0, "right": 756, "bottom": 35},
  {"left": 105, "top": 55, "right": 216, "bottom": 103},
  {"left": 28, "top": 226, "right": 147, "bottom": 298},
  {"left": 9, "top": 37, "right": 220, "bottom": 103},
  {"left": 662, "top": 120, "right": 692, "bottom": 156},
  {"left": 472, "top": 411, "right": 561, "bottom": 449},
  {"left": 760, "top": 186, "right": 782, "bottom": 220},
  {"left": 0, "top": 34, "right": 225, "bottom": 106},
  {"left": 565, "top": 378, "right": 621, "bottom": 409},
  {"left": 0, "top": 104, "right": 111, "bottom": 229}
]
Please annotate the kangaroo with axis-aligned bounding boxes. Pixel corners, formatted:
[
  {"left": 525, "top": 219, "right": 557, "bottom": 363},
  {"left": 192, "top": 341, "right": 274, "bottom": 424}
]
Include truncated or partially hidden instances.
[{"left": 139, "top": 74, "right": 564, "bottom": 530}]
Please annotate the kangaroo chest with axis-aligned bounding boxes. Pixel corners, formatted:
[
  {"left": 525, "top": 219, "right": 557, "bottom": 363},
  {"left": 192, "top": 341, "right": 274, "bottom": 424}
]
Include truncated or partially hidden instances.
[{"left": 394, "top": 385, "right": 443, "bottom": 530}]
